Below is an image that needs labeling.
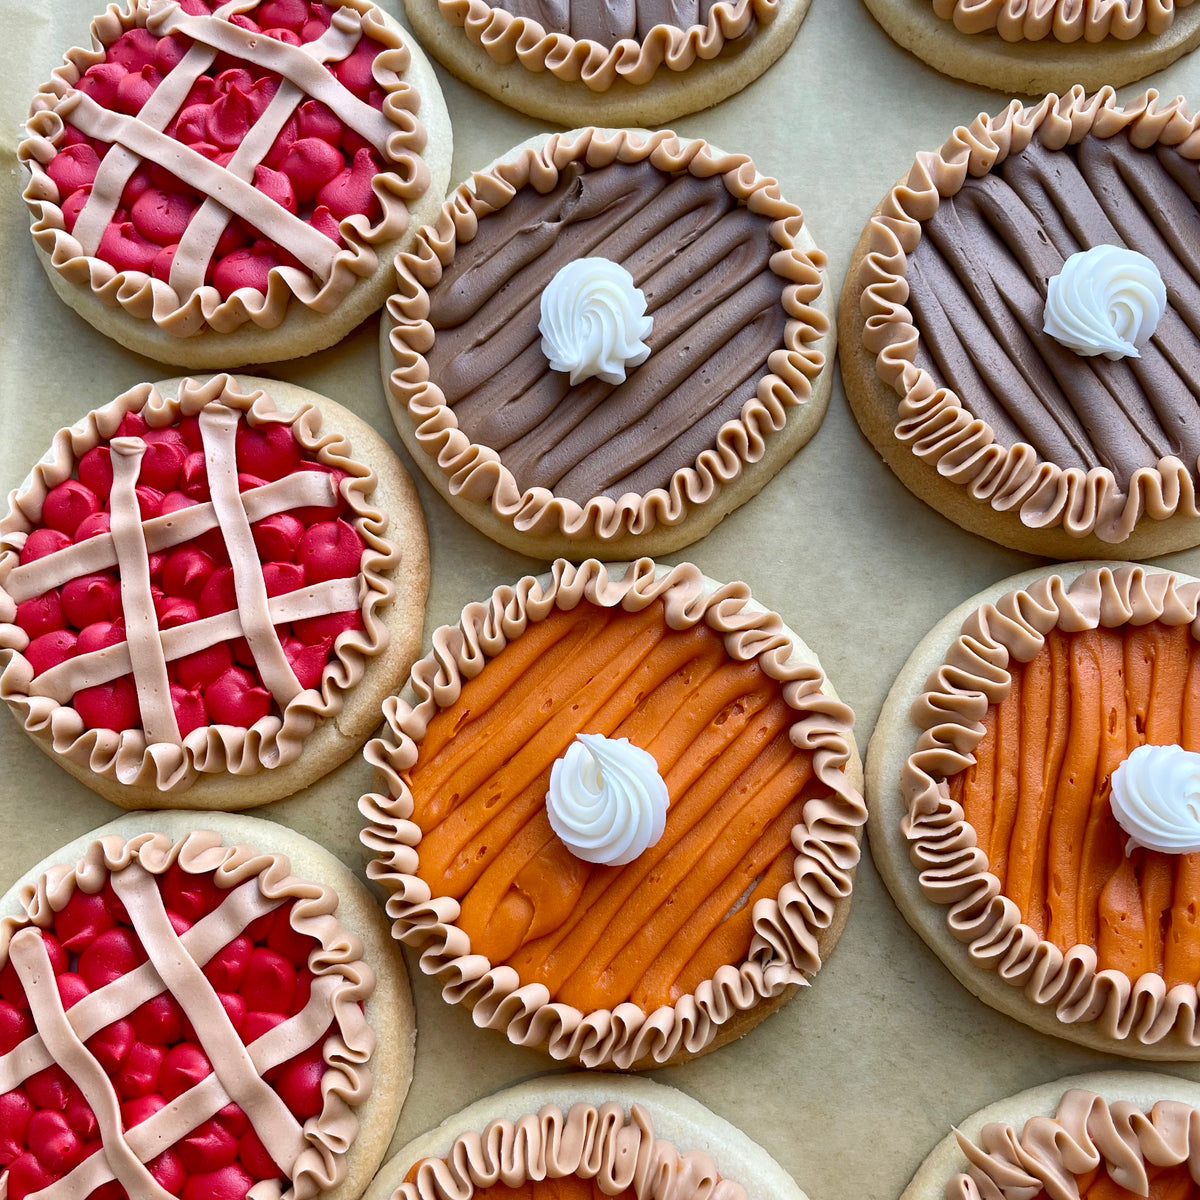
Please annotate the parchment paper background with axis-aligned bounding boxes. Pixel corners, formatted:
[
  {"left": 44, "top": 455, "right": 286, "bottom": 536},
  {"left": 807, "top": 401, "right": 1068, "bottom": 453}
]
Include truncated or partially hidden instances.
[{"left": 2, "top": 3, "right": 1200, "bottom": 1198}]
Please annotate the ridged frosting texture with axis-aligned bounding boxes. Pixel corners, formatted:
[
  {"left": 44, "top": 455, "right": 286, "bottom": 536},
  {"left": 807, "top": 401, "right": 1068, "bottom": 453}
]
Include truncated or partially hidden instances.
[
  {"left": 387, "top": 127, "right": 828, "bottom": 544},
  {"left": 359, "top": 558, "right": 864, "bottom": 1068},
  {"left": 946, "top": 1089, "right": 1200, "bottom": 1200},
  {"left": 539, "top": 259, "right": 653, "bottom": 386},
  {"left": 18, "top": 0, "right": 430, "bottom": 339},
  {"left": 1043, "top": 246, "right": 1166, "bottom": 361},
  {"left": 0, "top": 830, "right": 375, "bottom": 1200},
  {"left": 902, "top": 565, "right": 1200, "bottom": 1044},
  {"left": 0, "top": 375, "right": 398, "bottom": 793},
  {"left": 1110, "top": 743, "right": 1200, "bottom": 855},
  {"left": 857, "top": 87, "right": 1200, "bottom": 544},
  {"left": 546, "top": 733, "right": 669, "bottom": 865},
  {"left": 932, "top": 0, "right": 1197, "bottom": 43},
  {"left": 435, "top": 0, "right": 776, "bottom": 90}
]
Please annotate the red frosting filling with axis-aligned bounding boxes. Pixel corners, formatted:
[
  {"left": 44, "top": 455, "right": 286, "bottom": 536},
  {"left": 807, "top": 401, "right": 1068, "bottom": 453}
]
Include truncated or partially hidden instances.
[
  {"left": 14, "top": 409, "right": 366, "bottom": 736},
  {"left": 0, "top": 865, "right": 330, "bottom": 1200},
  {"left": 54, "top": 0, "right": 390, "bottom": 299}
]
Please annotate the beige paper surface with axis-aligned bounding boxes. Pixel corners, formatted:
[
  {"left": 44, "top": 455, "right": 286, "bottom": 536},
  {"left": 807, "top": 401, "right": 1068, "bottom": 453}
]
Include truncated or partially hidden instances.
[{"left": 1, "top": 3, "right": 1200, "bottom": 1199}]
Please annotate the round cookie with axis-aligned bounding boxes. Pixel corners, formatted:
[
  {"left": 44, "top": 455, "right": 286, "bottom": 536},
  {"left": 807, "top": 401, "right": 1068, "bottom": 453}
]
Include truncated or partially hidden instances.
[
  {"left": 19, "top": 0, "right": 452, "bottom": 369},
  {"left": 360, "top": 558, "right": 865, "bottom": 1070},
  {"left": 869, "top": 561, "right": 1200, "bottom": 1058},
  {"left": 0, "top": 374, "right": 429, "bottom": 810},
  {"left": 861, "top": 0, "right": 1200, "bottom": 95},
  {"left": 0, "top": 810, "right": 415, "bottom": 1200},
  {"left": 363, "top": 1074, "right": 808, "bottom": 1200},
  {"left": 384, "top": 128, "right": 835, "bottom": 561},
  {"left": 839, "top": 87, "right": 1200, "bottom": 561},
  {"left": 901, "top": 1071, "right": 1200, "bottom": 1200},
  {"left": 401, "top": 0, "right": 811, "bottom": 127}
]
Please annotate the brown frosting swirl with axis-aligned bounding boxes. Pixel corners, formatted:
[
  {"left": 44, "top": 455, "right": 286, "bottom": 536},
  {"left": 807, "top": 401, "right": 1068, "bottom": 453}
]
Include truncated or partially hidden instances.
[
  {"left": 396, "top": 1101, "right": 746, "bottom": 1200},
  {"left": 946, "top": 1089, "right": 1200, "bottom": 1200},
  {"left": 0, "top": 375, "right": 399, "bottom": 793},
  {"left": 902, "top": 565, "right": 1200, "bottom": 1045},
  {"left": 932, "top": 0, "right": 1196, "bottom": 43},
  {"left": 359, "top": 558, "right": 865, "bottom": 1069},
  {"left": 0, "top": 829, "right": 375, "bottom": 1200},
  {"left": 388, "top": 128, "right": 828, "bottom": 545},
  {"left": 18, "top": 1, "right": 430, "bottom": 340},
  {"left": 858, "top": 88, "right": 1200, "bottom": 544},
  {"left": 434, "top": 0, "right": 774, "bottom": 89}
]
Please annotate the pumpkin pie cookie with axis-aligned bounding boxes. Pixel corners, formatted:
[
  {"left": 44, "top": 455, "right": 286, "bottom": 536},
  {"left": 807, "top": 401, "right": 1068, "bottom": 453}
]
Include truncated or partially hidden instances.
[
  {"left": 870, "top": 562, "right": 1200, "bottom": 1057},
  {"left": 19, "top": 0, "right": 451, "bottom": 368},
  {"left": 0, "top": 374, "right": 428, "bottom": 809},
  {"left": 401, "top": 0, "right": 811, "bottom": 127},
  {"left": 362, "top": 1074, "right": 808, "bottom": 1200},
  {"left": 862, "top": 0, "right": 1200, "bottom": 94},
  {"left": 385, "top": 128, "right": 834, "bottom": 561},
  {"left": 840, "top": 88, "right": 1200, "bottom": 560},
  {"left": 0, "top": 810, "right": 414, "bottom": 1200},
  {"left": 359, "top": 558, "right": 865, "bottom": 1069}
]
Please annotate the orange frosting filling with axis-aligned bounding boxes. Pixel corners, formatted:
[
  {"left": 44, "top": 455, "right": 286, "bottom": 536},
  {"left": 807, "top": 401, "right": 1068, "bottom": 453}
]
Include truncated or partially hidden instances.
[
  {"left": 950, "top": 622, "right": 1200, "bottom": 986},
  {"left": 405, "top": 600, "right": 827, "bottom": 1012},
  {"left": 1038, "top": 1161, "right": 1198, "bottom": 1200},
  {"left": 464, "top": 1181, "right": 634, "bottom": 1200}
]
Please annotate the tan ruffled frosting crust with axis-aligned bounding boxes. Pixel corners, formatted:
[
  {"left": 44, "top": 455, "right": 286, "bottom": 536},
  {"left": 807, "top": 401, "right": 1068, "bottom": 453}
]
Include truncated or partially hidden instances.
[
  {"left": 386, "top": 127, "right": 828, "bottom": 547},
  {"left": 397, "top": 1101, "right": 745, "bottom": 1200},
  {"left": 858, "top": 87, "right": 1200, "bottom": 546},
  {"left": 359, "top": 558, "right": 864, "bottom": 1069},
  {"left": 0, "top": 829, "right": 375, "bottom": 1200},
  {"left": 947, "top": 1088, "right": 1200, "bottom": 1200},
  {"left": 0, "top": 374, "right": 398, "bottom": 793},
  {"left": 933, "top": 0, "right": 1197, "bottom": 43},
  {"left": 435, "top": 0, "right": 775, "bottom": 90},
  {"left": 903, "top": 565, "right": 1200, "bottom": 1046},
  {"left": 19, "top": 0, "right": 429, "bottom": 339}
]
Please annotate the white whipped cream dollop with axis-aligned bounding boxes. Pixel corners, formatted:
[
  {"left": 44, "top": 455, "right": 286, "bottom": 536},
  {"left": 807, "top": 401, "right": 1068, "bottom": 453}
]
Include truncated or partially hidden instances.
[
  {"left": 1109, "top": 743, "right": 1200, "bottom": 855},
  {"left": 1043, "top": 245, "right": 1166, "bottom": 361},
  {"left": 546, "top": 733, "right": 668, "bottom": 866},
  {"left": 539, "top": 258, "right": 653, "bottom": 385}
]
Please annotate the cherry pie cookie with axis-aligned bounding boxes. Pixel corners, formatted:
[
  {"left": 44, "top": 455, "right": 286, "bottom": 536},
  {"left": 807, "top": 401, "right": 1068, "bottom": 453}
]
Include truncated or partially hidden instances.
[
  {"left": 0, "top": 374, "right": 428, "bottom": 809},
  {"left": 19, "top": 0, "right": 452, "bottom": 368},
  {"left": 0, "top": 812, "right": 414, "bottom": 1200}
]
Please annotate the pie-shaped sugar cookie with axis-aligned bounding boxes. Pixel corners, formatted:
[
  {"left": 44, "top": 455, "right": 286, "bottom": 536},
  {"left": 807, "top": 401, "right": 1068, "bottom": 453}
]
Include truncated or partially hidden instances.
[
  {"left": 840, "top": 88, "right": 1200, "bottom": 560},
  {"left": 869, "top": 562, "right": 1200, "bottom": 1057},
  {"left": 0, "top": 374, "right": 428, "bottom": 809},
  {"left": 401, "top": 0, "right": 811, "bottom": 127},
  {"left": 0, "top": 811, "right": 414, "bottom": 1200},
  {"left": 385, "top": 128, "right": 834, "bottom": 561},
  {"left": 362, "top": 1074, "right": 808, "bottom": 1200},
  {"left": 899, "top": 1072, "right": 1200, "bottom": 1200},
  {"left": 862, "top": 0, "right": 1200, "bottom": 95},
  {"left": 19, "top": 0, "right": 452, "bottom": 368},
  {"left": 360, "top": 558, "right": 865, "bottom": 1069}
]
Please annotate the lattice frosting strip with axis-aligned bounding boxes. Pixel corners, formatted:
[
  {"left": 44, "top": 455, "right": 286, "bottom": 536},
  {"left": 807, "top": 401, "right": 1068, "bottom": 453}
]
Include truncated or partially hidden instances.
[
  {"left": 20, "top": 0, "right": 430, "bottom": 337},
  {"left": 0, "top": 376, "right": 398, "bottom": 792},
  {"left": 360, "top": 558, "right": 864, "bottom": 1068},
  {"left": 387, "top": 127, "right": 827, "bottom": 545},
  {"left": 0, "top": 831, "right": 377, "bottom": 1200},
  {"left": 901, "top": 566, "right": 1200, "bottom": 1044}
]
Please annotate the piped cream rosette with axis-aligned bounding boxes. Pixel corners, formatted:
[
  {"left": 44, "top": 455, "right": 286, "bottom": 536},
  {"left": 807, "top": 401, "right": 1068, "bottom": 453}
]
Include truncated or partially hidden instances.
[{"left": 359, "top": 558, "right": 865, "bottom": 1069}]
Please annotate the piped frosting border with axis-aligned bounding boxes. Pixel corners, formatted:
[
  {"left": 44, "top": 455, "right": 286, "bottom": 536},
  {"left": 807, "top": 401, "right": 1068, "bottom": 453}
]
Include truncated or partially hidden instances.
[
  {"left": 386, "top": 127, "right": 829, "bottom": 546},
  {"left": 0, "top": 374, "right": 399, "bottom": 793},
  {"left": 857, "top": 87, "right": 1200, "bottom": 545},
  {"left": 359, "top": 558, "right": 865, "bottom": 1069},
  {"left": 932, "top": 0, "right": 1196, "bottom": 43},
  {"left": 902, "top": 564, "right": 1200, "bottom": 1045},
  {"left": 947, "top": 1088, "right": 1200, "bottom": 1200},
  {"left": 0, "top": 828, "right": 375, "bottom": 1200},
  {"left": 18, "top": 0, "right": 431, "bottom": 340},
  {"left": 434, "top": 0, "right": 775, "bottom": 90},
  {"left": 395, "top": 1100, "right": 746, "bottom": 1200}
]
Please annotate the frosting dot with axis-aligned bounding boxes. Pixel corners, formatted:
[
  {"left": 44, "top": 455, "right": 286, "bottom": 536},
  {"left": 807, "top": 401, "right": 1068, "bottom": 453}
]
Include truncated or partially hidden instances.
[{"left": 1109, "top": 743, "right": 1200, "bottom": 854}]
